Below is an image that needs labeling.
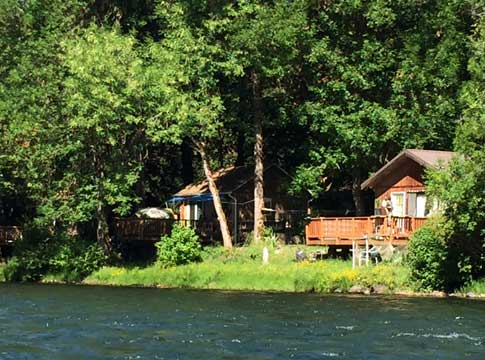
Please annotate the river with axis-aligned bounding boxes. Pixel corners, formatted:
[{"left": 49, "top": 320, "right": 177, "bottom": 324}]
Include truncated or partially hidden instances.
[{"left": 0, "top": 284, "right": 484, "bottom": 359}]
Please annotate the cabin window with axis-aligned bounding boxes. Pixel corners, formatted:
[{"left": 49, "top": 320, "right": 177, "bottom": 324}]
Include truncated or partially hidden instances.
[
  {"left": 186, "top": 203, "right": 201, "bottom": 220},
  {"left": 390, "top": 192, "right": 405, "bottom": 217},
  {"left": 407, "top": 192, "right": 427, "bottom": 217}
]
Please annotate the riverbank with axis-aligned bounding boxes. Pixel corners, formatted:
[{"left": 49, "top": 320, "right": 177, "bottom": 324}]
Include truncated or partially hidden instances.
[
  {"left": 2, "top": 245, "right": 484, "bottom": 298},
  {"left": 83, "top": 245, "right": 412, "bottom": 294}
]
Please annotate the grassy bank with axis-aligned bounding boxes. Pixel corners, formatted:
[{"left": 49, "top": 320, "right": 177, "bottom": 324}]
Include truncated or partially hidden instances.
[
  {"left": 459, "top": 278, "right": 485, "bottom": 295},
  {"left": 84, "top": 245, "right": 412, "bottom": 293}
]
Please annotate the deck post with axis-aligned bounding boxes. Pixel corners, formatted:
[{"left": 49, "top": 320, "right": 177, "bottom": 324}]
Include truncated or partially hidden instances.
[{"left": 365, "top": 235, "right": 369, "bottom": 266}]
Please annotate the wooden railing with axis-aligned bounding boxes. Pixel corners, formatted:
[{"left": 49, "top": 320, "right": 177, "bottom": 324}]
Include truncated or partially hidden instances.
[
  {"left": 113, "top": 218, "right": 224, "bottom": 242},
  {"left": 306, "top": 217, "right": 374, "bottom": 242},
  {"left": 0, "top": 226, "right": 22, "bottom": 245},
  {"left": 114, "top": 218, "right": 304, "bottom": 244},
  {"left": 306, "top": 216, "right": 428, "bottom": 246}
]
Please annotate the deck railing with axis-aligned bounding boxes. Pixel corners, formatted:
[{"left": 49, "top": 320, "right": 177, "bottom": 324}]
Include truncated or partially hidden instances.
[
  {"left": 113, "top": 217, "right": 303, "bottom": 244},
  {"left": 306, "top": 215, "right": 428, "bottom": 246}
]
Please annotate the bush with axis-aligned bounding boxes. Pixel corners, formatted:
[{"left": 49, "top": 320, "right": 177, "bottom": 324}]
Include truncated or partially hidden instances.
[
  {"left": 4, "top": 224, "right": 107, "bottom": 282},
  {"left": 49, "top": 237, "right": 107, "bottom": 282},
  {"left": 406, "top": 218, "right": 451, "bottom": 291},
  {"left": 156, "top": 223, "right": 202, "bottom": 267},
  {"left": 244, "top": 227, "right": 280, "bottom": 248}
]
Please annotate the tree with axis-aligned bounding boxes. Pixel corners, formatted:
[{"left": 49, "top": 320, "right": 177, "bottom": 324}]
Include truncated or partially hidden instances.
[
  {"left": 0, "top": 0, "right": 86, "bottom": 225},
  {"left": 296, "top": 0, "right": 471, "bottom": 214},
  {"left": 59, "top": 25, "right": 147, "bottom": 250},
  {"left": 425, "top": 11, "right": 485, "bottom": 287},
  {"left": 145, "top": 2, "right": 238, "bottom": 248},
  {"left": 222, "top": 0, "right": 311, "bottom": 241}
]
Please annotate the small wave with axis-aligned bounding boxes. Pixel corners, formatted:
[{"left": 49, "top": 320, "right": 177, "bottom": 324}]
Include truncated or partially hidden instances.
[
  {"left": 322, "top": 352, "right": 342, "bottom": 357},
  {"left": 394, "top": 332, "right": 481, "bottom": 344},
  {"left": 336, "top": 326, "right": 355, "bottom": 330}
]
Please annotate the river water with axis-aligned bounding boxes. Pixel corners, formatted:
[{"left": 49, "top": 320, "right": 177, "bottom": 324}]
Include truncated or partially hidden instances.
[{"left": 0, "top": 284, "right": 484, "bottom": 359}]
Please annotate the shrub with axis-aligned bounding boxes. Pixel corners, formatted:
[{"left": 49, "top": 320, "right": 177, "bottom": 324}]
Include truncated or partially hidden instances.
[
  {"left": 244, "top": 227, "right": 280, "bottom": 248},
  {"left": 49, "top": 237, "right": 107, "bottom": 282},
  {"left": 406, "top": 218, "right": 451, "bottom": 291},
  {"left": 156, "top": 223, "right": 202, "bottom": 267},
  {"left": 4, "top": 224, "right": 107, "bottom": 282}
]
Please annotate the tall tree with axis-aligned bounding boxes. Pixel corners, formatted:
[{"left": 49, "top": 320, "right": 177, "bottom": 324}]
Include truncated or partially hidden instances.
[
  {"left": 297, "top": 0, "right": 471, "bottom": 214},
  {"left": 58, "top": 25, "right": 148, "bottom": 250},
  {"left": 223, "top": 0, "right": 311, "bottom": 241},
  {"left": 0, "top": 0, "right": 86, "bottom": 224},
  {"left": 145, "top": 2, "right": 238, "bottom": 248},
  {"left": 427, "top": 10, "right": 485, "bottom": 285}
]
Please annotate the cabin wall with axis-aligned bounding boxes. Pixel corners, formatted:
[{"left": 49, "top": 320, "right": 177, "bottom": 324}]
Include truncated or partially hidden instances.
[
  {"left": 373, "top": 160, "right": 427, "bottom": 217},
  {"left": 373, "top": 159, "right": 426, "bottom": 199}
]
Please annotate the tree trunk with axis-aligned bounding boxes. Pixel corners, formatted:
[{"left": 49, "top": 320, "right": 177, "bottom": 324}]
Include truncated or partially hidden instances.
[
  {"left": 352, "top": 170, "right": 366, "bottom": 216},
  {"left": 96, "top": 201, "right": 111, "bottom": 251},
  {"left": 197, "top": 142, "right": 233, "bottom": 249},
  {"left": 251, "top": 69, "right": 264, "bottom": 243},
  {"left": 93, "top": 147, "right": 111, "bottom": 252}
]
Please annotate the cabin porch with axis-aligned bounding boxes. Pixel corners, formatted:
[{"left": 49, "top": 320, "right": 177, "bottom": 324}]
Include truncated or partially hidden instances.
[{"left": 305, "top": 215, "right": 427, "bottom": 247}]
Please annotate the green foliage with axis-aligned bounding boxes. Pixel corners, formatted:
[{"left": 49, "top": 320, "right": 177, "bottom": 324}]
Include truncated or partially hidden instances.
[
  {"left": 421, "top": 14, "right": 485, "bottom": 289},
  {"left": 406, "top": 219, "right": 451, "bottom": 291},
  {"left": 156, "top": 224, "right": 202, "bottom": 267},
  {"left": 459, "top": 278, "right": 485, "bottom": 295},
  {"left": 3, "top": 224, "right": 106, "bottom": 282},
  {"left": 244, "top": 226, "right": 279, "bottom": 248},
  {"left": 295, "top": 0, "right": 470, "bottom": 201}
]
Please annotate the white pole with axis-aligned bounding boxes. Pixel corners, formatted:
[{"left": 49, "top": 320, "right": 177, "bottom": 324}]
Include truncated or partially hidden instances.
[
  {"left": 352, "top": 240, "right": 356, "bottom": 269},
  {"left": 365, "top": 235, "right": 369, "bottom": 266}
]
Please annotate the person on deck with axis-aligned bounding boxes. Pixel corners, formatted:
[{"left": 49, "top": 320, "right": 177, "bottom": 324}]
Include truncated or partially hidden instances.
[{"left": 381, "top": 196, "right": 393, "bottom": 227}]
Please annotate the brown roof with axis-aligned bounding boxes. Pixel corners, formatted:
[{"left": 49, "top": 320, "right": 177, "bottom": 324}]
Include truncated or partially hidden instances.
[
  {"left": 175, "top": 164, "right": 290, "bottom": 197},
  {"left": 361, "top": 149, "right": 456, "bottom": 190}
]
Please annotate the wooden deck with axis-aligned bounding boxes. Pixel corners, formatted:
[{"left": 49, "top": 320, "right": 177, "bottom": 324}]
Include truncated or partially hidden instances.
[
  {"left": 305, "top": 215, "right": 427, "bottom": 247},
  {"left": 114, "top": 218, "right": 223, "bottom": 243},
  {"left": 0, "top": 226, "right": 22, "bottom": 245},
  {"left": 114, "top": 218, "right": 302, "bottom": 244}
]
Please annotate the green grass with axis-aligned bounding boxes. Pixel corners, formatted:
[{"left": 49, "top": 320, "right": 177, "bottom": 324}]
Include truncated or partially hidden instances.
[
  {"left": 85, "top": 245, "right": 412, "bottom": 293},
  {"left": 459, "top": 278, "right": 485, "bottom": 295}
]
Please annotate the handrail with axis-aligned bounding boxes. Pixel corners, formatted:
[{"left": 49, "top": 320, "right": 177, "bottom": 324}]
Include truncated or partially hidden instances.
[{"left": 305, "top": 215, "right": 428, "bottom": 242}]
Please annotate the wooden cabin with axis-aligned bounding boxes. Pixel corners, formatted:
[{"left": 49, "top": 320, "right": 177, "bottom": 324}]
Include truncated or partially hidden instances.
[
  {"left": 306, "top": 149, "right": 455, "bottom": 248},
  {"left": 115, "top": 165, "right": 309, "bottom": 244},
  {"left": 171, "top": 164, "right": 309, "bottom": 243}
]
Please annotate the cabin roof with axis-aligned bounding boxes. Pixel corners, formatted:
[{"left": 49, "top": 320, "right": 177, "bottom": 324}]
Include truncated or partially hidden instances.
[
  {"left": 174, "top": 164, "right": 292, "bottom": 197},
  {"left": 361, "top": 149, "right": 456, "bottom": 190}
]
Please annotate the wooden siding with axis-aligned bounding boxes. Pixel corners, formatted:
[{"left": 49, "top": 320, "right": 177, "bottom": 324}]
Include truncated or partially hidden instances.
[
  {"left": 305, "top": 216, "right": 427, "bottom": 246},
  {"left": 372, "top": 157, "right": 425, "bottom": 198}
]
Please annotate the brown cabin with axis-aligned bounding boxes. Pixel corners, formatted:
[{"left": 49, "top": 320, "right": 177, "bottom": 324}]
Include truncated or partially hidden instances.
[
  {"left": 171, "top": 164, "right": 309, "bottom": 243},
  {"left": 306, "top": 149, "right": 455, "bottom": 248},
  {"left": 115, "top": 165, "right": 309, "bottom": 244}
]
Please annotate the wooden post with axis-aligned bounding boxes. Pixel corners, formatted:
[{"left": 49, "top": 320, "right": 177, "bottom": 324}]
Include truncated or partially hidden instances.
[
  {"left": 365, "top": 235, "right": 369, "bottom": 266},
  {"left": 352, "top": 240, "right": 356, "bottom": 269}
]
